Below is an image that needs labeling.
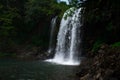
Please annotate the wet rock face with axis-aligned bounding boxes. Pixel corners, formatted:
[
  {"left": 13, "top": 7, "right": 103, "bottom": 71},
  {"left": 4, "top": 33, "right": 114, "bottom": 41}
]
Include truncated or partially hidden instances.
[{"left": 77, "top": 44, "right": 120, "bottom": 80}]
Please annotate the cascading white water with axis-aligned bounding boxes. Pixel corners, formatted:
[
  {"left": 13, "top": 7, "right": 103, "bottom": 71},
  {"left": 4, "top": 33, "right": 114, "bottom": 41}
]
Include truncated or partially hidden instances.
[
  {"left": 46, "top": 7, "right": 82, "bottom": 65},
  {"left": 48, "top": 16, "right": 57, "bottom": 54}
]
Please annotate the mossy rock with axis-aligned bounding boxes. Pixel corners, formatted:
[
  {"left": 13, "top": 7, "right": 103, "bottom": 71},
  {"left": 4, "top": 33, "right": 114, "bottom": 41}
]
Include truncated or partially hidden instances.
[{"left": 111, "top": 42, "right": 120, "bottom": 48}]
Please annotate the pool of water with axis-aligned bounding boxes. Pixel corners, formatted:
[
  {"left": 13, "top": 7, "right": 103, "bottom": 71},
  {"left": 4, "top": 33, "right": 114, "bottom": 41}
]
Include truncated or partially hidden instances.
[{"left": 0, "top": 58, "right": 78, "bottom": 80}]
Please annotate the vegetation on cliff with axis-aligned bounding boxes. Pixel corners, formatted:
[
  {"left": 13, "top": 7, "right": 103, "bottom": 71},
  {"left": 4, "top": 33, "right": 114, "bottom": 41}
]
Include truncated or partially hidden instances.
[
  {"left": 0, "top": 0, "right": 69, "bottom": 58},
  {"left": 81, "top": 0, "right": 120, "bottom": 51},
  {"left": 76, "top": 0, "right": 120, "bottom": 79}
]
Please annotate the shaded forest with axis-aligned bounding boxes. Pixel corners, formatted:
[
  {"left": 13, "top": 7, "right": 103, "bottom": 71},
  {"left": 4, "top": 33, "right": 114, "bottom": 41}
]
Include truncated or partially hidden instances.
[
  {"left": 82, "top": 0, "right": 120, "bottom": 52},
  {"left": 0, "top": 0, "right": 69, "bottom": 58}
]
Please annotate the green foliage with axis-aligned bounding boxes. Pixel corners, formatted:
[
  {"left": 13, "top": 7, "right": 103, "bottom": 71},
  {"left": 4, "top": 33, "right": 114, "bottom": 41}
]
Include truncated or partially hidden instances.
[
  {"left": 24, "top": 0, "right": 69, "bottom": 47},
  {"left": 69, "top": 0, "right": 82, "bottom": 7},
  {"left": 111, "top": 42, "right": 120, "bottom": 48},
  {"left": 0, "top": 0, "right": 69, "bottom": 55},
  {"left": 92, "top": 40, "right": 103, "bottom": 52},
  {"left": 63, "top": 7, "right": 76, "bottom": 20},
  {"left": 79, "top": 0, "right": 120, "bottom": 51},
  {"left": 55, "top": 2, "right": 70, "bottom": 18},
  {"left": 0, "top": 0, "right": 27, "bottom": 53},
  {"left": 25, "top": 0, "right": 69, "bottom": 22}
]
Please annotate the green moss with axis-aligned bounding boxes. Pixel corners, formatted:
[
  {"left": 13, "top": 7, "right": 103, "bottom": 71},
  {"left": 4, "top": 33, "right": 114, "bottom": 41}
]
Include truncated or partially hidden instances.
[
  {"left": 92, "top": 40, "right": 103, "bottom": 52},
  {"left": 111, "top": 42, "right": 120, "bottom": 47}
]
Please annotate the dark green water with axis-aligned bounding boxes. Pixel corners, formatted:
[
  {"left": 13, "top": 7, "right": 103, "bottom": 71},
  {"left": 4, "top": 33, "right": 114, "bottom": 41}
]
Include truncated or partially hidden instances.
[{"left": 0, "top": 58, "right": 78, "bottom": 80}]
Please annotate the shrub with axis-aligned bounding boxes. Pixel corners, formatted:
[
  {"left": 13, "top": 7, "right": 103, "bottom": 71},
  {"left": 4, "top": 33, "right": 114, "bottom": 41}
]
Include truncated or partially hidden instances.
[{"left": 111, "top": 42, "right": 120, "bottom": 47}]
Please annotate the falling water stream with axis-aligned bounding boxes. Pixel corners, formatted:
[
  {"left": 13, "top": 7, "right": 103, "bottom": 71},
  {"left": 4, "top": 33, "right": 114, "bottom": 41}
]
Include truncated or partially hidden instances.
[
  {"left": 46, "top": 7, "right": 82, "bottom": 65},
  {"left": 48, "top": 16, "right": 57, "bottom": 54}
]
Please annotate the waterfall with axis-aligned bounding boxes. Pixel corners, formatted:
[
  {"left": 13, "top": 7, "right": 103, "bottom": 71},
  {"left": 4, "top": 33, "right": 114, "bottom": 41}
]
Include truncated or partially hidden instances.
[
  {"left": 48, "top": 16, "right": 57, "bottom": 54},
  {"left": 46, "top": 7, "right": 82, "bottom": 65}
]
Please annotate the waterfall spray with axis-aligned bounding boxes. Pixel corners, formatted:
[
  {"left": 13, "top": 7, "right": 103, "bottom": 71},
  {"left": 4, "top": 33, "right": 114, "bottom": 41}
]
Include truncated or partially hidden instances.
[{"left": 46, "top": 7, "right": 82, "bottom": 65}]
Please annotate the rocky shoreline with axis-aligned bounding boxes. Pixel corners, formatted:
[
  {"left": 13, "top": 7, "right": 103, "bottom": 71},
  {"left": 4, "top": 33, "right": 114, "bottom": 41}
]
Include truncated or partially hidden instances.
[
  {"left": 0, "top": 45, "right": 50, "bottom": 61},
  {"left": 1, "top": 44, "right": 120, "bottom": 80},
  {"left": 76, "top": 44, "right": 120, "bottom": 80}
]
